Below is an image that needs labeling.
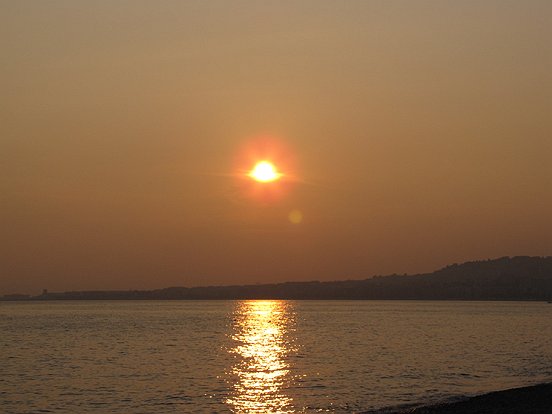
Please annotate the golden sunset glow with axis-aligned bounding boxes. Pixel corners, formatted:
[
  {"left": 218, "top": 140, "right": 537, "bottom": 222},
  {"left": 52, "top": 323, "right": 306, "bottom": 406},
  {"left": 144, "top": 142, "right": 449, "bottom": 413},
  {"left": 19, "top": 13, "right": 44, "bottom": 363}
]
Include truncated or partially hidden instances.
[
  {"left": 226, "top": 300, "right": 296, "bottom": 413},
  {"left": 249, "top": 161, "right": 282, "bottom": 183}
]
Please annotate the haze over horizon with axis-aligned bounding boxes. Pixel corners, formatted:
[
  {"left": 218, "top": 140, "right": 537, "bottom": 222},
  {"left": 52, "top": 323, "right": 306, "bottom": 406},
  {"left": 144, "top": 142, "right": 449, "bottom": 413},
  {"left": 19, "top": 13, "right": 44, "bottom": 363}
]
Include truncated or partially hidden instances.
[{"left": 2, "top": 1, "right": 551, "bottom": 295}]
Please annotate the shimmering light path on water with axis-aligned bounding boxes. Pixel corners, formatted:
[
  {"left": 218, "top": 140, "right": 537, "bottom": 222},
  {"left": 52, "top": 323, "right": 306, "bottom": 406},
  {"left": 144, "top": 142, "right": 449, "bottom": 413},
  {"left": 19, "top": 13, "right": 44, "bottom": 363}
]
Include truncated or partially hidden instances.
[
  {"left": 226, "top": 301, "right": 296, "bottom": 413},
  {"left": 1, "top": 301, "right": 552, "bottom": 413}
]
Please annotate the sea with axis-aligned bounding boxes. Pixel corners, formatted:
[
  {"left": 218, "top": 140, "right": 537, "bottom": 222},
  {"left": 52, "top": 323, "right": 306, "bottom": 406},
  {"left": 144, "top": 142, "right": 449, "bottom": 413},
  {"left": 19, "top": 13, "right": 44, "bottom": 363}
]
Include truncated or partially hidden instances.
[{"left": 1, "top": 300, "right": 551, "bottom": 413}]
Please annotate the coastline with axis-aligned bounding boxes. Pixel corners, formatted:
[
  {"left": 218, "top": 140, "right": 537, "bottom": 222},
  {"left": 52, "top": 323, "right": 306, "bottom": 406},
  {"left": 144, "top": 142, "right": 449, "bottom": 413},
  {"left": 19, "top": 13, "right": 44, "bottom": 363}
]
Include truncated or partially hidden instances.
[
  {"left": 3, "top": 256, "right": 551, "bottom": 302},
  {"left": 363, "top": 383, "right": 552, "bottom": 414}
]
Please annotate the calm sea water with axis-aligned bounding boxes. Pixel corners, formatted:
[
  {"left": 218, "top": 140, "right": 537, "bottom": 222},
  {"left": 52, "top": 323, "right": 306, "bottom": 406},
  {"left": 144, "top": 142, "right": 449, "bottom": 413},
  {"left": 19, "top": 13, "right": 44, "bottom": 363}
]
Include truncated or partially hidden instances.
[{"left": 1, "top": 300, "right": 551, "bottom": 413}]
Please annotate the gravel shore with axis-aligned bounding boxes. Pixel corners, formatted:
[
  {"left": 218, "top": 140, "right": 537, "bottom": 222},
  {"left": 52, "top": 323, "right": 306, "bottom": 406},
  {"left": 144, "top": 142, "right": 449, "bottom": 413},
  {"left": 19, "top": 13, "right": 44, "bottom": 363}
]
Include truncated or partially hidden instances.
[
  {"left": 364, "top": 383, "right": 552, "bottom": 414},
  {"left": 402, "top": 383, "right": 552, "bottom": 414}
]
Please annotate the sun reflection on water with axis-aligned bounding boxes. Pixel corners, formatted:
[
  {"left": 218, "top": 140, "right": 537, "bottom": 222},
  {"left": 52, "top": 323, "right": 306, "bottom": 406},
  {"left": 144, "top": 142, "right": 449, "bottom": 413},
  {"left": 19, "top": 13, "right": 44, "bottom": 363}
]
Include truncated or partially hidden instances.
[{"left": 226, "top": 300, "right": 296, "bottom": 413}]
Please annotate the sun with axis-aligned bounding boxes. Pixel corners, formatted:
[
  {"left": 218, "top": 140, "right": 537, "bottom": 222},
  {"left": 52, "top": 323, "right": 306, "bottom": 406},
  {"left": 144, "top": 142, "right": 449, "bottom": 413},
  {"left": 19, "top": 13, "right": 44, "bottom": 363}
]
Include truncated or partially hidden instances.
[{"left": 249, "top": 161, "right": 282, "bottom": 183}]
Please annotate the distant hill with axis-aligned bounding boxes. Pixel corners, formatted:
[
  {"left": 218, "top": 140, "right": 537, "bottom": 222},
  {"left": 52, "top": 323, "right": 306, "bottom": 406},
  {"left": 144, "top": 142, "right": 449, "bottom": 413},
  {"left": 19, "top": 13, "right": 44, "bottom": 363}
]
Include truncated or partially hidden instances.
[{"left": 5, "top": 256, "right": 552, "bottom": 301}]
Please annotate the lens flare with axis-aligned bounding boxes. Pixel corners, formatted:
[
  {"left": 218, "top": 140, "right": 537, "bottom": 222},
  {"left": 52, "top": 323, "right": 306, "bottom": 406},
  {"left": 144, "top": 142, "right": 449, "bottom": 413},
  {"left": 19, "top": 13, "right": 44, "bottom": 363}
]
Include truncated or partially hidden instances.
[{"left": 288, "top": 209, "right": 303, "bottom": 224}]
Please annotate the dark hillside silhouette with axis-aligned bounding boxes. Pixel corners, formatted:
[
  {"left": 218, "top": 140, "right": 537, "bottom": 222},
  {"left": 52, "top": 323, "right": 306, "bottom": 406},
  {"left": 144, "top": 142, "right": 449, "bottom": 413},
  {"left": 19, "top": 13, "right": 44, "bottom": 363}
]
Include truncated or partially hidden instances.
[{"left": 5, "top": 256, "right": 552, "bottom": 301}]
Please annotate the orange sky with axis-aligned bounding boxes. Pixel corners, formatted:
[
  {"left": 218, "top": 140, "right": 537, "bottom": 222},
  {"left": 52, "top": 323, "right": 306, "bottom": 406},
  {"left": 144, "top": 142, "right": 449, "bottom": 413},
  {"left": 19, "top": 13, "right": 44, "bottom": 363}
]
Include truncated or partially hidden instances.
[{"left": 1, "top": 1, "right": 551, "bottom": 294}]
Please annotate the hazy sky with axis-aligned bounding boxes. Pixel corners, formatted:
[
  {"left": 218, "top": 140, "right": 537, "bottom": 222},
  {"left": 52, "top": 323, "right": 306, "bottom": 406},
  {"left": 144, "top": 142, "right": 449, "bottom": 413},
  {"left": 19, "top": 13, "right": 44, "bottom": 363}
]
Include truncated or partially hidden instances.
[{"left": 2, "top": 1, "right": 551, "bottom": 294}]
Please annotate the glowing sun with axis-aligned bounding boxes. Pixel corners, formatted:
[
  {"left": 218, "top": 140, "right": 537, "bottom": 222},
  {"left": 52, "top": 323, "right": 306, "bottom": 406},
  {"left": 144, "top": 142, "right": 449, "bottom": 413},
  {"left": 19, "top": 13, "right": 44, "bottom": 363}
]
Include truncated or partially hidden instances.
[{"left": 249, "top": 161, "right": 282, "bottom": 183}]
